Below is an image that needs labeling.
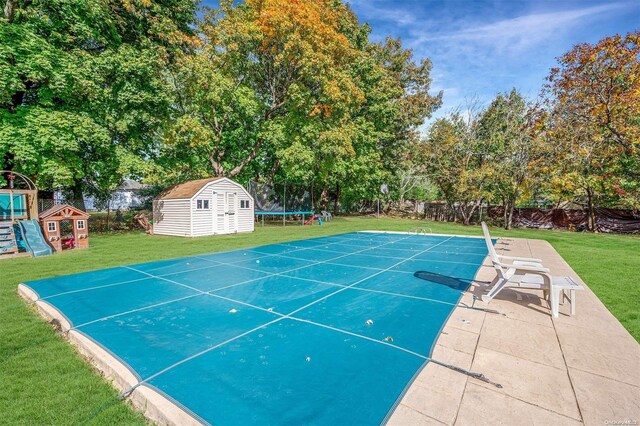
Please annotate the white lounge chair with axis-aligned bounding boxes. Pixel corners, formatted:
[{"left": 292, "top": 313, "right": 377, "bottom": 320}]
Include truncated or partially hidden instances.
[
  {"left": 484, "top": 260, "right": 583, "bottom": 317},
  {"left": 481, "top": 221, "right": 545, "bottom": 291},
  {"left": 480, "top": 222, "right": 583, "bottom": 317},
  {"left": 482, "top": 222, "right": 542, "bottom": 266}
]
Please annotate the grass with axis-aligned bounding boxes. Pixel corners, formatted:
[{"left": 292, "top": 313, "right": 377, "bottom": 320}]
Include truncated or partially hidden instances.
[{"left": 1, "top": 216, "right": 638, "bottom": 423}]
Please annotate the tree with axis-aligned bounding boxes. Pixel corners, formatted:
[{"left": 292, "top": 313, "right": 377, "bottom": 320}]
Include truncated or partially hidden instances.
[
  {"left": 161, "top": 0, "right": 441, "bottom": 212},
  {"left": 340, "top": 37, "right": 441, "bottom": 212},
  {"left": 424, "top": 104, "right": 491, "bottom": 225},
  {"left": 476, "top": 89, "right": 546, "bottom": 229},
  {"left": 161, "top": 0, "right": 362, "bottom": 181},
  {"left": 0, "top": 0, "right": 198, "bottom": 199},
  {"left": 545, "top": 31, "right": 640, "bottom": 229},
  {"left": 279, "top": 34, "right": 441, "bottom": 211}
]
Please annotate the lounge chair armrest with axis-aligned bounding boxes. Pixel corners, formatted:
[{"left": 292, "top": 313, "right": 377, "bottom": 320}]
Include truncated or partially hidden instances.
[
  {"left": 512, "top": 260, "right": 544, "bottom": 268},
  {"left": 514, "top": 265, "right": 551, "bottom": 274},
  {"left": 495, "top": 261, "right": 550, "bottom": 274},
  {"left": 498, "top": 255, "right": 543, "bottom": 263}
]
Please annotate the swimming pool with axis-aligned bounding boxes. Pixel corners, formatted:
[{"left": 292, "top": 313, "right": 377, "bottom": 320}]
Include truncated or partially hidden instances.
[{"left": 20, "top": 231, "right": 490, "bottom": 425}]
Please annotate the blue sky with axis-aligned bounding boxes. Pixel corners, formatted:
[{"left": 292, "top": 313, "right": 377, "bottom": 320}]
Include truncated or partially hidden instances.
[
  {"left": 202, "top": 0, "right": 639, "bottom": 125},
  {"left": 346, "top": 0, "right": 639, "bottom": 123}
]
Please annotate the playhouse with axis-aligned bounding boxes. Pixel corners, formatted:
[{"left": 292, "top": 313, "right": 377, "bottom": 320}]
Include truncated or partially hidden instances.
[
  {"left": 1, "top": 171, "right": 90, "bottom": 258},
  {"left": 39, "top": 204, "right": 90, "bottom": 252},
  {"left": 153, "top": 177, "right": 255, "bottom": 237}
]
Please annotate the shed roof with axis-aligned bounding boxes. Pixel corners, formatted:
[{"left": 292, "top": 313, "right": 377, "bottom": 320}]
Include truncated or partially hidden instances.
[{"left": 156, "top": 177, "right": 224, "bottom": 200}]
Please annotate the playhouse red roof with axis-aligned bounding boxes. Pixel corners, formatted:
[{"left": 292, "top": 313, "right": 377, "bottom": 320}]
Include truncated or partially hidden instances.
[{"left": 39, "top": 204, "right": 90, "bottom": 220}]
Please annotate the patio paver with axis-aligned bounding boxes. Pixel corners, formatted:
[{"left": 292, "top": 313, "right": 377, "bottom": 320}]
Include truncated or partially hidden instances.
[{"left": 388, "top": 236, "right": 640, "bottom": 426}]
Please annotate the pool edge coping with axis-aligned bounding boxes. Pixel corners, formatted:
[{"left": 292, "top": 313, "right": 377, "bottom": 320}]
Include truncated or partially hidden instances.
[{"left": 359, "top": 230, "right": 484, "bottom": 239}]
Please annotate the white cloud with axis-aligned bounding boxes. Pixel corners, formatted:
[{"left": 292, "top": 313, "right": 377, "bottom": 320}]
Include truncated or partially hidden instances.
[
  {"left": 413, "top": 2, "right": 630, "bottom": 54},
  {"left": 347, "top": 0, "right": 418, "bottom": 26},
  {"left": 348, "top": 0, "right": 638, "bottom": 131}
]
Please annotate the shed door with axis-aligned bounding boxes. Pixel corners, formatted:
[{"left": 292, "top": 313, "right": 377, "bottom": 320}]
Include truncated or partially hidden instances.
[
  {"left": 214, "top": 192, "right": 225, "bottom": 234},
  {"left": 226, "top": 192, "right": 237, "bottom": 233}
]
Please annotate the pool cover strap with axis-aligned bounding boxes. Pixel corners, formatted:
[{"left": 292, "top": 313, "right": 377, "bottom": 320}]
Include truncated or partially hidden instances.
[{"left": 431, "top": 359, "right": 503, "bottom": 388}]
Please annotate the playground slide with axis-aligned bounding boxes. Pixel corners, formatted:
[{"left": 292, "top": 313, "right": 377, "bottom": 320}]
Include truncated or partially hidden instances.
[
  {"left": 304, "top": 214, "right": 323, "bottom": 226},
  {"left": 18, "top": 220, "right": 53, "bottom": 257},
  {"left": 13, "top": 223, "right": 27, "bottom": 252}
]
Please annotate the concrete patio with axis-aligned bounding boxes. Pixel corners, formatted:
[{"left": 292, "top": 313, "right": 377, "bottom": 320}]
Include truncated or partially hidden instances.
[{"left": 388, "top": 237, "right": 640, "bottom": 426}]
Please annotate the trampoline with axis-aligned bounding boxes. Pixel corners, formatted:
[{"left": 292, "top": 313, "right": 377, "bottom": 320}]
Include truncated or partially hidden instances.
[
  {"left": 20, "top": 231, "right": 492, "bottom": 425},
  {"left": 255, "top": 211, "right": 315, "bottom": 226}
]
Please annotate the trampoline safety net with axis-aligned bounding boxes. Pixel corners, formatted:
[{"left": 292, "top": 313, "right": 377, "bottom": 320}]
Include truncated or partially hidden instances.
[{"left": 247, "top": 180, "right": 312, "bottom": 213}]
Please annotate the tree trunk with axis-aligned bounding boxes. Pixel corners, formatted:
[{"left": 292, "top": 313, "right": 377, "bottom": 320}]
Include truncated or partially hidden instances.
[
  {"left": 459, "top": 204, "right": 471, "bottom": 225},
  {"left": 71, "top": 181, "right": 87, "bottom": 211},
  {"left": 462, "top": 211, "right": 472, "bottom": 225},
  {"left": 310, "top": 181, "right": 315, "bottom": 211},
  {"left": 461, "top": 200, "right": 482, "bottom": 226},
  {"left": 503, "top": 199, "right": 509, "bottom": 229},
  {"left": 209, "top": 153, "right": 225, "bottom": 177},
  {"left": 506, "top": 201, "right": 515, "bottom": 230},
  {"left": 503, "top": 196, "right": 515, "bottom": 231},
  {"left": 4, "top": 0, "right": 17, "bottom": 22},
  {"left": 586, "top": 187, "right": 597, "bottom": 232},
  {"left": 228, "top": 137, "right": 263, "bottom": 177},
  {"left": 320, "top": 187, "right": 329, "bottom": 211},
  {"left": 333, "top": 184, "right": 340, "bottom": 216}
]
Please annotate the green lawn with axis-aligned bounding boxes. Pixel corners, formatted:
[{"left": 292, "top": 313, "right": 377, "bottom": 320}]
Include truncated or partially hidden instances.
[{"left": 1, "top": 217, "right": 638, "bottom": 424}]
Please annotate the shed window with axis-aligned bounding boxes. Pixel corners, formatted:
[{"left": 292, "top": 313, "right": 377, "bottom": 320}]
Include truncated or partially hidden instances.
[
  {"left": 47, "top": 221, "right": 57, "bottom": 232},
  {"left": 76, "top": 220, "right": 86, "bottom": 230},
  {"left": 196, "top": 199, "right": 210, "bottom": 210},
  {"left": 240, "top": 200, "right": 251, "bottom": 209}
]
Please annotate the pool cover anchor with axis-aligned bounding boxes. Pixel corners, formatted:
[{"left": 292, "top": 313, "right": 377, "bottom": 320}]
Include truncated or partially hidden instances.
[
  {"left": 457, "top": 303, "right": 505, "bottom": 316},
  {"left": 459, "top": 297, "right": 506, "bottom": 316},
  {"left": 118, "top": 387, "right": 134, "bottom": 400},
  {"left": 430, "top": 359, "right": 503, "bottom": 388}
]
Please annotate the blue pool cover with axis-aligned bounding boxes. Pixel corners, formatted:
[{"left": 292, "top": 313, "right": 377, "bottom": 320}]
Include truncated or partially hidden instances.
[{"left": 23, "top": 232, "right": 490, "bottom": 425}]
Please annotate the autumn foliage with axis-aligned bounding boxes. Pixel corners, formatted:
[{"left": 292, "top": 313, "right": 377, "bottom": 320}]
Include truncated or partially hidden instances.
[
  {"left": 545, "top": 31, "right": 640, "bottom": 226},
  {"left": 1, "top": 1, "right": 638, "bottom": 225},
  {"left": 160, "top": 0, "right": 440, "bottom": 210}
]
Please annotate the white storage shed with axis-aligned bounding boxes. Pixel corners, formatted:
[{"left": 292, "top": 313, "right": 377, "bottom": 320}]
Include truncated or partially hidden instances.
[{"left": 153, "top": 177, "right": 254, "bottom": 237}]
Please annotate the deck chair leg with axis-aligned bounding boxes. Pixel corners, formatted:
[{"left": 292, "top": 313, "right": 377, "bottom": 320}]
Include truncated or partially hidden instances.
[
  {"left": 486, "top": 276, "right": 499, "bottom": 287},
  {"left": 550, "top": 287, "right": 560, "bottom": 318},
  {"left": 570, "top": 289, "right": 576, "bottom": 315},
  {"left": 481, "top": 277, "right": 509, "bottom": 303}
]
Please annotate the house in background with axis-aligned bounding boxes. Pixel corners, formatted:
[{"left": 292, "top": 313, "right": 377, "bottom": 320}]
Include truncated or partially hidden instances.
[{"left": 83, "top": 179, "right": 147, "bottom": 211}]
